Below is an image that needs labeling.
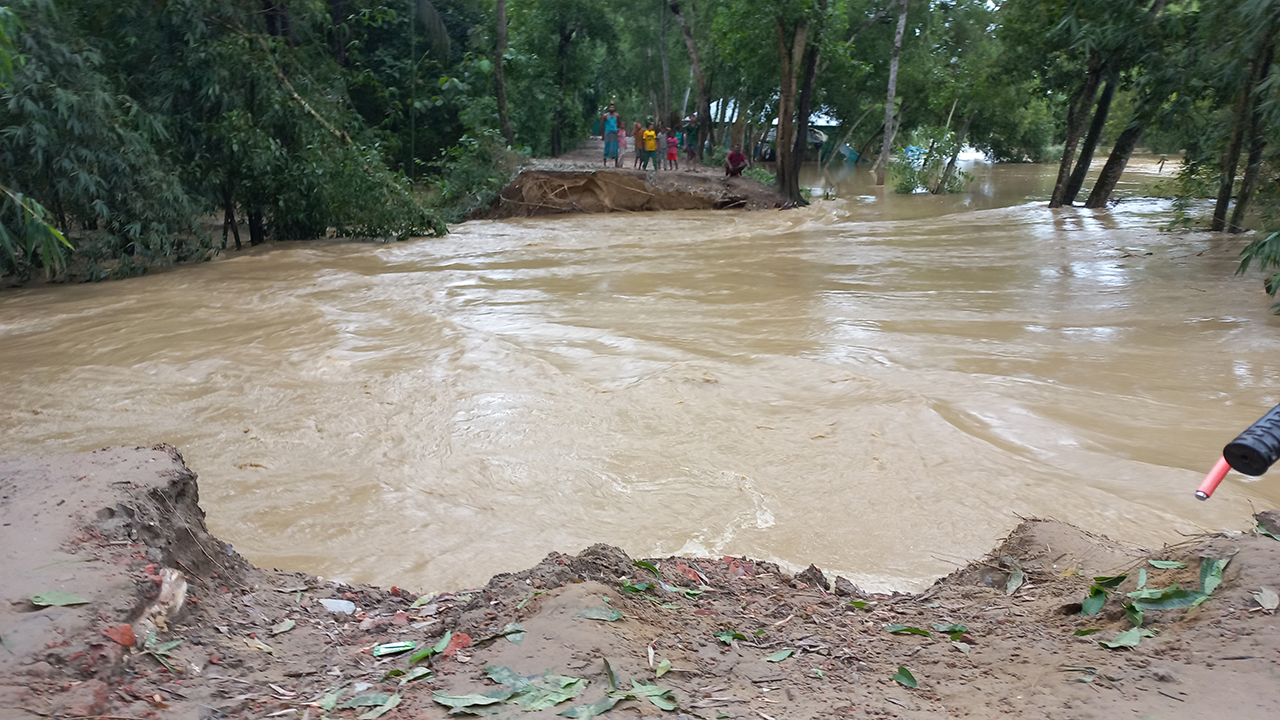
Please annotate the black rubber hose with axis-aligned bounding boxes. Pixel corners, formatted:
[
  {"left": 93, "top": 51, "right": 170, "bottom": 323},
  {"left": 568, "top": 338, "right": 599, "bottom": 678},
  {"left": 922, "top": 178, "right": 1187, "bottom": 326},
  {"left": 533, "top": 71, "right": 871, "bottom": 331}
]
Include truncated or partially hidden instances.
[{"left": 1224, "top": 403, "right": 1280, "bottom": 476}]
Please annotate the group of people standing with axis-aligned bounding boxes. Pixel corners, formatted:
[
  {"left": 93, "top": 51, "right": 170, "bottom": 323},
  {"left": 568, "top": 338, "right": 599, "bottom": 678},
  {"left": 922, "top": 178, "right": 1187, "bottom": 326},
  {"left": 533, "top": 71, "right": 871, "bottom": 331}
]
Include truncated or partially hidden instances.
[
  {"left": 601, "top": 104, "right": 692, "bottom": 171},
  {"left": 600, "top": 104, "right": 749, "bottom": 177}
]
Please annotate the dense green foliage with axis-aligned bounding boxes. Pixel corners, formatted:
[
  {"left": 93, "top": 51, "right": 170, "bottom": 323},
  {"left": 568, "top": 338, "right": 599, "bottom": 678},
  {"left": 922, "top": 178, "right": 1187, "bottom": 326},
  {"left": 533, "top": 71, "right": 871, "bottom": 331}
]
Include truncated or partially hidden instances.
[{"left": 2, "top": 0, "right": 1280, "bottom": 302}]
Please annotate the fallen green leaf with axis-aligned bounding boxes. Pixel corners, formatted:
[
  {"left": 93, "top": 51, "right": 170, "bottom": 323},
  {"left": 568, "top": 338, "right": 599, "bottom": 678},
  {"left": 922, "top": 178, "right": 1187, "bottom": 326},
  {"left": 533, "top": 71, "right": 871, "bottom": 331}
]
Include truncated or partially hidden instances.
[
  {"left": 1129, "top": 585, "right": 1205, "bottom": 611},
  {"left": 1137, "top": 568, "right": 1147, "bottom": 591},
  {"left": 1073, "top": 628, "right": 1102, "bottom": 636},
  {"left": 358, "top": 694, "right": 401, "bottom": 720},
  {"left": 1199, "top": 557, "right": 1230, "bottom": 598},
  {"left": 646, "top": 693, "right": 677, "bottom": 711},
  {"left": 339, "top": 693, "right": 391, "bottom": 709},
  {"left": 1099, "top": 627, "right": 1155, "bottom": 649},
  {"left": 655, "top": 658, "right": 671, "bottom": 677},
  {"left": 643, "top": 596, "right": 680, "bottom": 610},
  {"left": 319, "top": 691, "right": 340, "bottom": 711},
  {"left": 633, "top": 561, "right": 660, "bottom": 579},
  {"left": 270, "top": 618, "right": 295, "bottom": 636},
  {"left": 372, "top": 641, "right": 416, "bottom": 657},
  {"left": 486, "top": 665, "right": 531, "bottom": 690},
  {"left": 847, "top": 600, "right": 870, "bottom": 610},
  {"left": 579, "top": 607, "right": 624, "bottom": 622},
  {"left": 1252, "top": 587, "right": 1279, "bottom": 612},
  {"left": 401, "top": 667, "right": 432, "bottom": 684},
  {"left": 409, "top": 630, "right": 452, "bottom": 664},
  {"left": 245, "top": 638, "right": 274, "bottom": 654},
  {"left": 951, "top": 641, "right": 971, "bottom": 654},
  {"left": 559, "top": 695, "right": 621, "bottom": 719},
  {"left": 764, "top": 649, "right": 794, "bottom": 663},
  {"left": 1148, "top": 559, "right": 1186, "bottom": 569},
  {"left": 1005, "top": 564, "right": 1025, "bottom": 595},
  {"left": 1082, "top": 586, "right": 1107, "bottom": 616},
  {"left": 629, "top": 680, "right": 677, "bottom": 711},
  {"left": 893, "top": 666, "right": 918, "bottom": 688},
  {"left": 503, "top": 622, "right": 526, "bottom": 644},
  {"left": 1093, "top": 574, "right": 1128, "bottom": 589},
  {"left": 1257, "top": 524, "right": 1280, "bottom": 541},
  {"left": 885, "top": 625, "right": 932, "bottom": 638},
  {"left": 410, "top": 594, "right": 436, "bottom": 608},
  {"left": 431, "top": 691, "right": 510, "bottom": 710},
  {"left": 1124, "top": 602, "right": 1143, "bottom": 628},
  {"left": 30, "top": 591, "right": 89, "bottom": 607},
  {"left": 713, "top": 630, "right": 746, "bottom": 645},
  {"left": 603, "top": 658, "right": 618, "bottom": 692},
  {"left": 514, "top": 675, "right": 588, "bottom": 711},
  {"left": 932, "top": 623, "right": 968, "bottom": 640}
]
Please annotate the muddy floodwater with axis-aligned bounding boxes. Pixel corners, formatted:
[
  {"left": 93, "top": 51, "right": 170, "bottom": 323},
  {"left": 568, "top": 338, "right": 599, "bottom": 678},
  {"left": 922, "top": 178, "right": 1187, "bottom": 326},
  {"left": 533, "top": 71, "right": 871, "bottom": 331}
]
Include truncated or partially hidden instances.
[{"left": 3, "top": 159, "right": 1280, "bottom": 593}]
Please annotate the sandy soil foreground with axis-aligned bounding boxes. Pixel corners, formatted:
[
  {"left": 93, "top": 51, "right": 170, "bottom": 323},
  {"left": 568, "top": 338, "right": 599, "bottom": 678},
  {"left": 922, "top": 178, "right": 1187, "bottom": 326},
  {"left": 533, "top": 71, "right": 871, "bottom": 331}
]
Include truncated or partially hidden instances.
[{"left": 2, "top": 447, "right": 1279, "bottom": 720}]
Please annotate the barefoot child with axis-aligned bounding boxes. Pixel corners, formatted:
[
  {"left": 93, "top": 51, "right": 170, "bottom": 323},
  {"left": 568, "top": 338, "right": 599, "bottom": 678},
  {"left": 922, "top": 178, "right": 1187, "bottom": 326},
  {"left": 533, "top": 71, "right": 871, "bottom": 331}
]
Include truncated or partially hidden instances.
[{"left": 665, "top": 127, "right": 679, "bottom": 170}]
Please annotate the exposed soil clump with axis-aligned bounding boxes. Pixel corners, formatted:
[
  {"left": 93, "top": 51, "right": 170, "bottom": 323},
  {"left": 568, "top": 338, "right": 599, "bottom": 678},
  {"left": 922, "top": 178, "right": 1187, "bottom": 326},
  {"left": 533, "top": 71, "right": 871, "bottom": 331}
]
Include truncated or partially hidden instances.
[{"left": 3, "top": 447, "right": 1280, "bottom": 719}]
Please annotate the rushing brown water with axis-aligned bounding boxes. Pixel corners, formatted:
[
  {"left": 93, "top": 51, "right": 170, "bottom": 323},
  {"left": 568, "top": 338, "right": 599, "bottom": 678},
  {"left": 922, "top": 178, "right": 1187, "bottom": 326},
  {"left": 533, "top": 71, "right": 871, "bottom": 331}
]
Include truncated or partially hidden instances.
[{"left": 3, "top": 159, "right": 1279, "bottom": 593}]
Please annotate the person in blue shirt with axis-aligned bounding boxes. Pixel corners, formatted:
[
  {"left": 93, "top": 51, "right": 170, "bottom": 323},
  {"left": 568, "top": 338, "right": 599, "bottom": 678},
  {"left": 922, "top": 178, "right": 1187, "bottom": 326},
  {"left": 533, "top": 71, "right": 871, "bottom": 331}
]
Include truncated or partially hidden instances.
[{"left": 602, "top": 104, "right": 621, "bottom": 167}]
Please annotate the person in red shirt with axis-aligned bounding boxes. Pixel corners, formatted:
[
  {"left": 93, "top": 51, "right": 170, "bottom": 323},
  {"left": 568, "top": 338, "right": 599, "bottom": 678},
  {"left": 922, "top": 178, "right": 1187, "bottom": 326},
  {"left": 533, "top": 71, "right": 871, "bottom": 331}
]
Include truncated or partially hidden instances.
[{"left": 725, "top": 145, "right": 748, "bottom": 177}]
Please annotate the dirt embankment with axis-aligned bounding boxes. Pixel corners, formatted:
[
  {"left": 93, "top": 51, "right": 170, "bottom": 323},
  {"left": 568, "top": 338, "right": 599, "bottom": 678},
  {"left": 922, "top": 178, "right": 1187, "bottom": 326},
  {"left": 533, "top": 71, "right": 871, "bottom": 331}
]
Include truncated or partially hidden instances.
[
  {"left": 3, "top": 447, "right": 1280, "bottom": 720},
  {"left": 490, "top": 135, "right": 786, "bottom": 217},
  {"left": 495, "top": 170, "right": 784, "bottom": 217}
]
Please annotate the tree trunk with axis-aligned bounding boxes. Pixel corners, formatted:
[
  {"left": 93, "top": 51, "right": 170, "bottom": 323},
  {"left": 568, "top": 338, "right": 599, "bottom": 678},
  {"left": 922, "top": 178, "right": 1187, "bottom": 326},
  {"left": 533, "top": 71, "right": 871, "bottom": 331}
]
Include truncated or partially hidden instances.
[
  {"left": 874, "top": 0, "right": 910, "bottom": 186},
  {"left": 791, "top": 17, "right": 823, "bottom": 195},
  {"left": 1230, "top": 45, "right": 1274, "bottom": 233},
  {"left": 551, "top": 27, "right": 573, "bottom": 157},
  {"left": 1049, "top": 65, "right": 1103, "bottom": 207},
  {"left": 327, "top": 0, "right": 350, "bottom": 65},
  {"left": 1063, "top": 79, "right": 1115, "bottom": 205},
  {"left": 659, "top": 1, "right": 672, "bottom": 126},
  {"left": 1215, "top": 42, "right": 1272, "bottom": 231},
  {"left": 494, "top": 0, "right": 515, "bottom": 146},
  {"left": 247, "top": 210, "right": 266, "bottom": 246},
  {"left": 223, "top": 194, "right": 242, "bottom": 251},
  {"left": 670, "top": 2, "right": 710, "bottom": 162},
  {"left": 932, "top": 111, "right": 975, "bottom": 194},
  {"left": 262, "top": 2, "right": 299, "bottom": 45},
  {"left": 1083, "top": 122, "right": 1144, "bottom": 208},
  {"left": 776, "top": 16, "right": 809, "bottom": 204},
  {"left": 714, "top": 86, "right": 728, "bottom": 148}
]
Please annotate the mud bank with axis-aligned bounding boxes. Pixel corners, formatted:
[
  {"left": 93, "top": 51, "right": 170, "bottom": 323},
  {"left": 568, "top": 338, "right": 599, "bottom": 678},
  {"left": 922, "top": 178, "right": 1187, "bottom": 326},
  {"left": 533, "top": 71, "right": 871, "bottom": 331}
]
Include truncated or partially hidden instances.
[
  {"left": 2, "top": 447, "right": 1280, "bottom": 720},
  {"left": 494, "top": 169, "right": 786, "bottom": 217}
]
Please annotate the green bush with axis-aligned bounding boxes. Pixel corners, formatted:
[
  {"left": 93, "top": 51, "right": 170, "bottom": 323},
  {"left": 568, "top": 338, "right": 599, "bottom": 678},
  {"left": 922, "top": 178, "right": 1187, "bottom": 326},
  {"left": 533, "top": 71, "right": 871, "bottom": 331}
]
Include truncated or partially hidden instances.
[{"left": 742, "top": 166, "right": 775, "bottom": 184}]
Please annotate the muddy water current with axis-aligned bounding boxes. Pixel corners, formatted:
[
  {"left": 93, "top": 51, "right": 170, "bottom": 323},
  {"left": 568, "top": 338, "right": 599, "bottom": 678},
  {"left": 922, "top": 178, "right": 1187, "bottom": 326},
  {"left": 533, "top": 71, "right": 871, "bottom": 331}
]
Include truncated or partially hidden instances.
[{"left": 4, "top": 160, "right": 1280, "bottom": 593}]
